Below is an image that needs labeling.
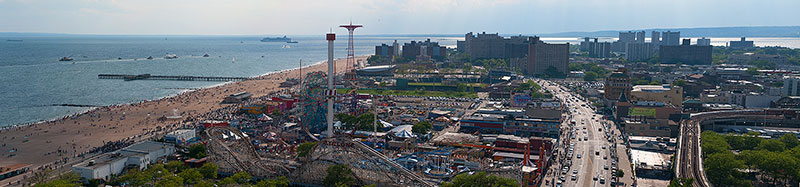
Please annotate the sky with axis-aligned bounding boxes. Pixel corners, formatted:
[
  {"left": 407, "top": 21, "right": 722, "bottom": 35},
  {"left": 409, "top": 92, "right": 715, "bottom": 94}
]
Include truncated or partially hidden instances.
[{"left": 0, "top": 0, "right": 798, "bottom": 35}]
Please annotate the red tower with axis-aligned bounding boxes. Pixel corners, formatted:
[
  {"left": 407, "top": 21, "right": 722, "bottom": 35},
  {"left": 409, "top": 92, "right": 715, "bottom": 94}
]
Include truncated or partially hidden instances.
[{"left": 340, "top": 22, "right": 362, "bottom": 79}]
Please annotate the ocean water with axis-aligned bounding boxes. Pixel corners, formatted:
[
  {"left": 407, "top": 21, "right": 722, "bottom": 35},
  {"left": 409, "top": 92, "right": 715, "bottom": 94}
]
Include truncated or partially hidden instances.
[
  {"left": 0, "top": 35, "right": 459, "bottom": 127},
  {"left": 1, "top": 35, "right": 798, "bottom": 127}
]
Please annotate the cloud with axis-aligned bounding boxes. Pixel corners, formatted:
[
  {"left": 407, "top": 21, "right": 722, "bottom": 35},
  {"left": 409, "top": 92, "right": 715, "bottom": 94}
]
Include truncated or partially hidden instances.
[{"left": 79, "top": 7, "right": 100, "bottom": 14}]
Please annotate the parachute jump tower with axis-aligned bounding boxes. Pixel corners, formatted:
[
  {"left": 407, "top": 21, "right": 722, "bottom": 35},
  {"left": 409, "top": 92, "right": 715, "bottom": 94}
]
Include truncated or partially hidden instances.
[{"left": 340, "top": 22, "right": 362, "bottom": 80}]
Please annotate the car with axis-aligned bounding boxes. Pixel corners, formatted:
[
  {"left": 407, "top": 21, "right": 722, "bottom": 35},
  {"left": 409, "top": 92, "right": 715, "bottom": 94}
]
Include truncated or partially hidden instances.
[
  {"left": 604, "top": 155, "right": 608, "bottom": 160},
  {"left": 576, "top": 154, "right": 582, "bottom": 159},
  {"left": 602, "top": 146, "right": 606, "bottom": 149},
  {"left": 584, "top": 136, "right": 588, "bottom": 141},
  {"left": 604, "top": 165, "right": 609, "bottom": 170},
  {"left": 598, "top": 128, "right": 602, "bottom": 132},
  {"left": 571, "top": 174, "right": 577, "bottom": 181},
  {"left": 573, "top": 169, "right": 578, "bottom": 174},
  {"left": 593, "top": 176, "right": 598, "bottom": 181},
  {"left": 599, "top": 177, "right": 605, "bottom": 184},
  {"left": 595, "top": 151, "right": 599, "bottom": 156}
]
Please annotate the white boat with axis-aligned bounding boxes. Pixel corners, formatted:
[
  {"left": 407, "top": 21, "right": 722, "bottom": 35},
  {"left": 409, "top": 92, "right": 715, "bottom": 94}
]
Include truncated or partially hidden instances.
[
  {"left": 165, "top": 54, "right": 178, "bottom": 59},
  {"left": 232, "top": 57, "right": 236, "bottom": 63}
]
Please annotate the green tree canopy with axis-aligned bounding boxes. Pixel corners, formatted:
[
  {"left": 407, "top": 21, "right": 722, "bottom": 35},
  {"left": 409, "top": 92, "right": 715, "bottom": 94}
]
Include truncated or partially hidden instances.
[
  {"left": 779, "top": 134, "right": 799, "bottom": 149},
  {"left": 178, "top": 169, "right": 204, "bottom": 185},
  {"left": 189, "top": 143, "right": 207, "bottom": 159},
  {"left": 297, "top": 142, "right": 318, "bottom": 157},
  {"left": 668, "top": 178, "right": 694, "bottom": 187},
  {"left": 440, "top": 172, "right": 519, "bottom": 187},
  {"left": 199, "top": 163, "right": 219, "bottom": 179},
  {"left": 756, "top": 139, "right": 787, "bottom": 152},
  {"left": 412, "top": 121, "right": 433, "bottom": 134},
  {"left": 256, "top": 176, "right": 290, "bottom": 187},
  {"left": 165, "top": 160, "right": 187, "bottom": 173},
  {"left": 324, "top": 164, "right": 356, "bottom": 187}
]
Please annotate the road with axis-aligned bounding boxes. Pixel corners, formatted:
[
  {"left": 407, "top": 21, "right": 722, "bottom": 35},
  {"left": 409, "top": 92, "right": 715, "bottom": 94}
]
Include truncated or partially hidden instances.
[{"left": 537, "top": 79, "right": 623, "bottom": 187}]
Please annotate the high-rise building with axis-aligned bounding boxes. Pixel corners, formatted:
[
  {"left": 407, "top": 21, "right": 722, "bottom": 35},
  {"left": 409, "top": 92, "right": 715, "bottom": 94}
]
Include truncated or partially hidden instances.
[
  {"left": 374, "top": 44, "right": 395, "bottom": 57},
  {"left": 580, "top": 37, "right": 612, "bottom": 58},
  {"left": 460, "top": 32, "right": 536, "bottom": 59},
  {"left": 697, "top": 37, "right": 711, "bottom": 46},
  {"left": 783, "top": 76, "right": 800, "bottom": 96},
  {"left": 626, "top": 42, "right": 655, "bottom": 61},
  {"left": 662, "top": 31, "right": 681, "bottom": 46},
  {"left": 651, "top": 31, "right": 661, "bottom": 45},
  {"left": 462, "top": 32, "right": 507, "bottom": 59},
  {"left": 730, "top": 37, "right": 754, "bottom": 49},
  {"left": 402, "top": 39, "right": 446, "bottom": 60},
  {"left": 527, "top": 37, "right": 569, "bottom": 76},
  {"left": 605, "top": 68, "right": 632, "bottom": 101},
  {"left": 619, "top": 31, "right": 636, "bottom": 43},
  {"left": 393, "top": 40, "right": 400, "bottom": 56},
  {"left": 659, "top": 41, "right": 712, "bottom": 65},
  {"left": 635, "top": 31, "right": 646, "bottom": 43}
]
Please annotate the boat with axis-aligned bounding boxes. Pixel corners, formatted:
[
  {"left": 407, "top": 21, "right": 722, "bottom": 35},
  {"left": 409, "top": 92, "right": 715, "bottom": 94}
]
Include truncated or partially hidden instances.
[
  {"left": 203, "top": 54, "right": 210, "bottom": 57},
  {"left": 232, "top": 58, "right": 236, "bottom": 63},
  {"left": 147, "top": 56, "right": 154, "bottom": 60},
  {"left": 59, "top": 57, "right": 73, "bottom": 61},
  {"left": 286, "top": 41, "right": 298, "bottom": 43},
  {"left": 117, "top": 57, "right": 122, "bottom": 60},
  {"left": 282, "top": 45, "right": 291, "bottom": 49},
  {"left": 165, "top": 54, "right": 178, "bottom": 59},
  {"left": 261, "top": 36, "right": 292, "bottom": 42}
]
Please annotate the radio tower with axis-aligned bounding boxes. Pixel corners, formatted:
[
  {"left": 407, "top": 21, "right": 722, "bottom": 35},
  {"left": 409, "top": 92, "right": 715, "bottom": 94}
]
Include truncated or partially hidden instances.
[{"left": 340, "top": 22, "right": 362, "bottom": 80}]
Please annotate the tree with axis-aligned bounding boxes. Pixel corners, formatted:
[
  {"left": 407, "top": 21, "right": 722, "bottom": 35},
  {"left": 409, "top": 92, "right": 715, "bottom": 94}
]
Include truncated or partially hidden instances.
[
  {"left": 195, "top": 180, "right": 215, "bottom": 187},
  {"left": 256, "top": 176, "right": 290, "bottom": 187},
  {"left": 199, "top": 163, "right": 218, "bottom": 179},
  {"left": 616, "top": 169, "right": 625, "bottom": 177},
  {"left": 584, "top": 71, "right": 599, "bottom": 81},
  {"left": 673, "top": 79, "right": 687, "bottom": 87},
  {"left": 189, "top": 143, "right": 207, "bottom": 159},
  {"left": 230, "top": 172, "right": 252, "bottom": 184},
  {"left": 704, "top": 152, "right": 746, "bottom": 186},
  {"left": 34, "top": 172, "right": 81, "bottom": 187},
  {"left": 756, "top": 139, "right": 786, "bottom": 152},
  {"left": 746, "top": 67, "right": 761, "bottom": 75},
  {"left": 441, "top": 172, "right": 518, "bottom": 187},
  {"left": 165, "top": 160, "right": 187, "bottom": 173},
  {"left": 178, "top": 169, "right": 204, "bottom": 185},
  {"left": 154, "top": 175, "right": 183, "bottom": 187},
  {"left": 324, "top": 164, "right": 356, "bottom": 187},
  {"left": 297, "top": 142, "right": 318, "bottom": 157},
  {"left": 701, "top": 131, "right": 730, "bottom": 156},
  {"left": 668, "top": 178, "right": 694, "bottom": 187},
  {"left": 542, "top": 66, "right": 565, "bottom": 78},
  {"left": 412, "top": 121, "right": 433, "bottom": 134},
  {"left": 779, "top": 134, "right": 799, "bottom": 149}
]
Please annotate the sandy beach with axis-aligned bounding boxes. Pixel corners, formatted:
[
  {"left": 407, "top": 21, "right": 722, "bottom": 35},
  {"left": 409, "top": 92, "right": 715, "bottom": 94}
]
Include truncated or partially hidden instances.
[{"left": 0, "top": 56, "right": 365, "bottom": 173}]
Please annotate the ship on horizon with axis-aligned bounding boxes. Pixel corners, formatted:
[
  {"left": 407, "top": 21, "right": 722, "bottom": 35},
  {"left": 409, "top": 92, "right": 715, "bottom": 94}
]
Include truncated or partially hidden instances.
[{"left": 260, "top": 36, "right": 297, "bottom": 43}]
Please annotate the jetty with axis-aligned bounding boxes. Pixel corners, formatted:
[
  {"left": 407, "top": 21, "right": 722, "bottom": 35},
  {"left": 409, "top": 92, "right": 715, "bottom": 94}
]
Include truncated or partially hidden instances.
[{"left": 98, "top": 74, "right": 250, "bottom": 81}]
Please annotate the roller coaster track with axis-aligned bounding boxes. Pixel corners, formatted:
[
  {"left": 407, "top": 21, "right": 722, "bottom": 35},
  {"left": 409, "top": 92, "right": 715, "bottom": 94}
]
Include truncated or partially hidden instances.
[
  {"left": 204, "top": 127, "right": 294, "bottom": 178},
  {"left": 292, "top": 138, "right": 434, "bottom": 187}
]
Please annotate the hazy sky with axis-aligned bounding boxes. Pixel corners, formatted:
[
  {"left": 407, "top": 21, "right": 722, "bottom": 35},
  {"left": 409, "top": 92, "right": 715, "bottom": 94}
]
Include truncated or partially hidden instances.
[{"left": 1, "top": 0, "right": 798, "bottom": 35}]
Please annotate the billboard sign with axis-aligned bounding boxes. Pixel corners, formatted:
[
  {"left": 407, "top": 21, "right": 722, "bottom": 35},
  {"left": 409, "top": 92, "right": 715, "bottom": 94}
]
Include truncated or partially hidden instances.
[{"left": 628, "top": 108, "right": 656, "bottom": 117}]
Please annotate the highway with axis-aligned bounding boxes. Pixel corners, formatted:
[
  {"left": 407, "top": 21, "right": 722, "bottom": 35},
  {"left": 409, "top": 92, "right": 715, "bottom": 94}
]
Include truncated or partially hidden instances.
[{"left": 537, "top": 79, "right": 618, "bottom": 187}]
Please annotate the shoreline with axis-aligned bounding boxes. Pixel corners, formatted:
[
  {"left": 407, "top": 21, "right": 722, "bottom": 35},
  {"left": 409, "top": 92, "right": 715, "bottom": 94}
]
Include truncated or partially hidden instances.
[
  {"left": 0, "top": 59, "right": 330, "bottom": 131},
  {"left": 0, "top": 56, "right": 366, "bottom": 170}
]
